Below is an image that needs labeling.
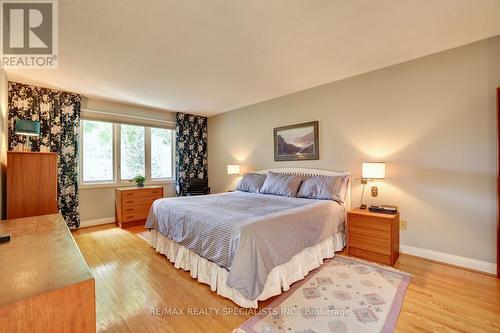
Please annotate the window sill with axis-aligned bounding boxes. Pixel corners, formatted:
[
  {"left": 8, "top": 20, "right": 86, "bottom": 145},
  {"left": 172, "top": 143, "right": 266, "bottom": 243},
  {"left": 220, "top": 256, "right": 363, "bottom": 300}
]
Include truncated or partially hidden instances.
[{"left": 80, "top": 179, "right": 176, "bottom": 190}]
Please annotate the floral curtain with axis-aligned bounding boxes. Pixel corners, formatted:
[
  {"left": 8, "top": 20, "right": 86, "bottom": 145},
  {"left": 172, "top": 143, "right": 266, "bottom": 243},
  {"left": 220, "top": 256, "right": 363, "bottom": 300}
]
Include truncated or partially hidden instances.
[
  {"left": 8, "top": 82, "right": 81, "bottom": 228},
  {"left": 175, "top": 112, "right": 208, "bottom": 196}
]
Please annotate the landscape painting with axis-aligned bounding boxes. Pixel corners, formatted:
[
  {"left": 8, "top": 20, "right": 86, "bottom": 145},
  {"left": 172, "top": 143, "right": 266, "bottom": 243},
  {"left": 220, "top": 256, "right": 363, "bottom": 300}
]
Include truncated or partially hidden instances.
[{"left": 274, "top": 121, "right": 319, "bottom": 161}]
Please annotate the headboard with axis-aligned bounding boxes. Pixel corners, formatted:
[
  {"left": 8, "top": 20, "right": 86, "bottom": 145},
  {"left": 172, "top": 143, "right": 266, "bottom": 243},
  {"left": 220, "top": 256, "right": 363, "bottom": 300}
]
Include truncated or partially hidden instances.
[{"left": 255, "top": 167, "right": 352, "bottom": 210}]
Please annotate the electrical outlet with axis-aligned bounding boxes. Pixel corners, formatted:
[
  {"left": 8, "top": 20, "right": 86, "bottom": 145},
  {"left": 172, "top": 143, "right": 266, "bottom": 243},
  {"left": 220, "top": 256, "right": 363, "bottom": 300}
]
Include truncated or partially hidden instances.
[{"left": 400, "top": 219, "right": 407, "bottom": 230}]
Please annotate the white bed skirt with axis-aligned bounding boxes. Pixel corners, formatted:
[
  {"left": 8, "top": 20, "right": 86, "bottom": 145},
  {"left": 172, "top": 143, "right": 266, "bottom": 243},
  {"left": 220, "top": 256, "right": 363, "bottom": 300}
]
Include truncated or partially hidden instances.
[{"left": 148, "top": 230, "right": 345, "bottom": 308}]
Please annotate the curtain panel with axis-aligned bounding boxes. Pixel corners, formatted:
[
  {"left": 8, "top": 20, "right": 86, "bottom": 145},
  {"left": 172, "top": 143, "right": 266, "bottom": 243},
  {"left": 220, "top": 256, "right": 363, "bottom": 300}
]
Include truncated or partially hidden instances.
[
  {"left": 8, "top": 82, "right": 82, "bottom": 228},
  {"left": 175, "top": 112, "right": 208, "bottom": 196}
]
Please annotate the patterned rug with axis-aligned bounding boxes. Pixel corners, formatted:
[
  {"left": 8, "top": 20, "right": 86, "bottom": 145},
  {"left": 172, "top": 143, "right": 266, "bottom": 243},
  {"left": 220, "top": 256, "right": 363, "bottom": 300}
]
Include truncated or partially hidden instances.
[
  {"left": 137, "top": 231, "right": 150, "bottom": 242},
  {"left": 235, "top": 255, "right": 411, "bottom": 333}
]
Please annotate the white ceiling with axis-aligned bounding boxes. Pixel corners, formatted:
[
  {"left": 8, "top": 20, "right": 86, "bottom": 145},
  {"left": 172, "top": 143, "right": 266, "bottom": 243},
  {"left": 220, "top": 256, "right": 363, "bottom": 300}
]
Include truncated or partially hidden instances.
[{"left": 6, "top": 0, "right": 500, "bottom": 116}]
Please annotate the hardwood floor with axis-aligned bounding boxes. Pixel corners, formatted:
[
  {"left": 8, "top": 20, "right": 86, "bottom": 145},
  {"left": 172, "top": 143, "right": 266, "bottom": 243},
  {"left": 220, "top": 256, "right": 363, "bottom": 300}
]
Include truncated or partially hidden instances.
[{"left": 72, "top": 224, "right": 500, "bottom": 333}]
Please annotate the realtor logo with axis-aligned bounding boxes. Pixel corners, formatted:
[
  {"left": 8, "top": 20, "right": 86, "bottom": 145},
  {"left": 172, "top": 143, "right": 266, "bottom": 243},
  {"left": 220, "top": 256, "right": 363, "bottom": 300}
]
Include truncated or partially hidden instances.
[{"left": 1, "top": 0, "right": 58, "bottom": 68}]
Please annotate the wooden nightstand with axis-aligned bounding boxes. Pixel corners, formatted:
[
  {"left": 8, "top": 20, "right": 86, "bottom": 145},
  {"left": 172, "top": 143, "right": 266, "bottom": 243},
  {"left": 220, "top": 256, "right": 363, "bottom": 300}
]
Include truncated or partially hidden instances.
[{"left": 347, "top": 208, "right": 400, "bottom": 266}]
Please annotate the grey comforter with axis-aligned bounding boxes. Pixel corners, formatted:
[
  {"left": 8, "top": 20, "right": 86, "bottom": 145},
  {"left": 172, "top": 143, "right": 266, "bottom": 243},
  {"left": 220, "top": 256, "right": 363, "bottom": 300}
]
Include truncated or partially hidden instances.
[{"left": 145, "top": 191, "right": 345, "bottom": 300}]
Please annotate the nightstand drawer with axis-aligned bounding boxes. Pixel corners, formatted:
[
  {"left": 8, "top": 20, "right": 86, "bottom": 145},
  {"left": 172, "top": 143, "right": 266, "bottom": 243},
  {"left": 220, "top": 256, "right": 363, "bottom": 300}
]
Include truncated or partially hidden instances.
[
  {"left": 348, "top": 225, "right": 391, "bottom": 241},
  {"left": 348, "top": 234, "right": 391, "bottom": 255},
  {"left": 349, "top": 215, "right": 391, "bottom": 232},
  {"left": 349, "top": 247, "right": 392, "bottom": 265}
]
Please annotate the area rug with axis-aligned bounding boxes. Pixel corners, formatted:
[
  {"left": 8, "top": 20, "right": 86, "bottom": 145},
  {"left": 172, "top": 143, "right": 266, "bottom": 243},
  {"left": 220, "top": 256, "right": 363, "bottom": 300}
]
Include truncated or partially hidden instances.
[
  {"left": 235, "top": 255, "right": 411, "bottom": 333},
  {"left": 137, "top": 230, "right": 151, "bottom": 243}
]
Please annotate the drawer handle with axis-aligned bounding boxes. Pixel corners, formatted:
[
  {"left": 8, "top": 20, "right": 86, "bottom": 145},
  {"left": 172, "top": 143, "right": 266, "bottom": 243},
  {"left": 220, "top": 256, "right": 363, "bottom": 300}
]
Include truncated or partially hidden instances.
[
  {"left": 125, "top": 200, "right": 134, "bottom": 204},
  {"left": 125, "top": 215, "right": 135, "bottom": 219},
  {"left": 126, "top": 208, "right": 134, "bottom": 212}
]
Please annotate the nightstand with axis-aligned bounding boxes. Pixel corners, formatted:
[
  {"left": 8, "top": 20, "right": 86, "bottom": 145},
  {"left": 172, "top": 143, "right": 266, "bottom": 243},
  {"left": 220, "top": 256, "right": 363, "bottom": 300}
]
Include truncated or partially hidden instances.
[{"left": 347, "top": 208, "right": 400, "bottom": 266}]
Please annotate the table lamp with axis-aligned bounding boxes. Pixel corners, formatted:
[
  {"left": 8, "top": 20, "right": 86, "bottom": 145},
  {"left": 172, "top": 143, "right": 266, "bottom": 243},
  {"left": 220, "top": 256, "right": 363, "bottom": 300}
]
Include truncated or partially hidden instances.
[
  {"left": 360, "top": 162, "right": 386, "bottom": 209},
  {"left": 15, "top": 119, "right": 41, "bottom": 151}
]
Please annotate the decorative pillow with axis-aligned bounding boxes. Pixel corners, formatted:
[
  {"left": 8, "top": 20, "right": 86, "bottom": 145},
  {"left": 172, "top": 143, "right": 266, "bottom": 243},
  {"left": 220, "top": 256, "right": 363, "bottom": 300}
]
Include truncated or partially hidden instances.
[
  {"left": 259, "top": 171, "right": 304, "bottom": 197},
  {"left": 297, "top": 175, "right": 349, "bottom": 203},
  {"left": 236, "top": 173, "right": 267, "bottom": 193}
]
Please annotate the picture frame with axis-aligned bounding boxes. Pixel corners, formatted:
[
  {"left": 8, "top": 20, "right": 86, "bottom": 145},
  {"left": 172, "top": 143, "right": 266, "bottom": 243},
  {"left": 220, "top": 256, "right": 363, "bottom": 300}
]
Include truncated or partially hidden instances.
[{"left": 273, "top": 121, "right": 319, "bottom": 161}]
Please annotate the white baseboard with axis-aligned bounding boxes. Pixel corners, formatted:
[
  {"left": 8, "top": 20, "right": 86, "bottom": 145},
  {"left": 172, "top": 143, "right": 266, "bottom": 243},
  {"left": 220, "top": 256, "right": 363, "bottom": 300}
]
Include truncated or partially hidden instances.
[
  {"left": 80, "top": 217, "right": 115, "bottom": 228},
  {"left": 400, "top": 244, "right": 496, "bottom": 274}
]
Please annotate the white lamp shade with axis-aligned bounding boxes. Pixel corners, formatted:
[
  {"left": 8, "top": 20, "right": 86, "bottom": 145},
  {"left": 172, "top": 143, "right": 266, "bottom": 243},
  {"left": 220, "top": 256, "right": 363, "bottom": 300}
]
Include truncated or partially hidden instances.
[
  {"left": 227, "top": 164, "right": 241, "bottom": 175},
  {"left": 361, "top": 162, "right": 386, "bottom": 179}
]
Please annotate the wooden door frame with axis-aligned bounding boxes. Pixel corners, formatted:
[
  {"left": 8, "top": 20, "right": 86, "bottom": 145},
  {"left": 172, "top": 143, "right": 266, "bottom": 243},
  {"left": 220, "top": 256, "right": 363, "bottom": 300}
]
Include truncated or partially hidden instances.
[{"left": 497, "top": 87, "right": 500, "bottom": 278}]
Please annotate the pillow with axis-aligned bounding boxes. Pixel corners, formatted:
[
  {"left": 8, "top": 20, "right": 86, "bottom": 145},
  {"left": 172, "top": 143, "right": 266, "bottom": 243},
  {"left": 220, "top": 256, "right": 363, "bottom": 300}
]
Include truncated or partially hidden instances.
[
  {"left": 259, "top": 171, "right": 304, "bottom": 197},
  {"left": 236, "top": 173, "right": 267, "bottom": 193},
  {"left": 297, "top": 175, "right": 349, "bottom": 203}
]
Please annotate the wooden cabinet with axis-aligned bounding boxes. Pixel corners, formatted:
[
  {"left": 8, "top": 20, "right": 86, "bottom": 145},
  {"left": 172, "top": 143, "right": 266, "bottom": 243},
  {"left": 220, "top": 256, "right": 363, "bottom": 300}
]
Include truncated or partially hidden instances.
[
  {"left": 347, "top": 208, "right": 400, "bottom": 266},
  {"left": 115, "top": 186, "right": 163, "bottom": 228},
  {"left": 0, "top": 214, "right": 95, "bottom": 333},
  {"left": 7, "top": 151, "right": 59, "bottom": 219}
]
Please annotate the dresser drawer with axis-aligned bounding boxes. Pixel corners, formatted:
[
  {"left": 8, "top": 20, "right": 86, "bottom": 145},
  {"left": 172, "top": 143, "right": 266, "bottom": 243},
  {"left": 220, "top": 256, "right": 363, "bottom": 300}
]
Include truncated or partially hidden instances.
[
  {"left": 121, "top": 196, "right": 160, "bottom": 206},
  {"left": 122, "top": 204, "right": 152, "bottom": 215},
  {"left": 348, "top": 247, "right": 392, "bottom": 265},
  {"left": 122, "top": 211, "right": 148, "bottom": 222},
  {"left": 121, "top": 188, "right": 163, "bottom": 199}
]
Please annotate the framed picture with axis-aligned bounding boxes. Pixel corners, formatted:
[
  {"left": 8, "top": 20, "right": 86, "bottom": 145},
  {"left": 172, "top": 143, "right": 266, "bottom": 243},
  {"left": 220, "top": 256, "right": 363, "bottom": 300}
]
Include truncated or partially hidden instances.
[{"left": 274, "top": 121, "right": 319, "bottom": 161}]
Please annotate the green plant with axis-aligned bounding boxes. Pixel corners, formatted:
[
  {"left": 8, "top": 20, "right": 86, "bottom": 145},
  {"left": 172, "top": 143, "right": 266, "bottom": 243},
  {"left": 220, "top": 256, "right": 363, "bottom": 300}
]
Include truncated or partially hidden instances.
[{"left": 131, "top": 175, "right": 146, "bottom": 188}]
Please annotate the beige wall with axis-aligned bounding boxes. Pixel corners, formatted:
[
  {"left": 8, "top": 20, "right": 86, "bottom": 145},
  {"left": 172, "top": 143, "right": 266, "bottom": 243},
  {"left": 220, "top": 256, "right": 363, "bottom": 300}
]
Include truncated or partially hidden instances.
[
  {"left": 79, "top": 97, "right": 177, "bottom": 222},
  {"left": 208, "top": 36, "right": 500, "bottom": 263},
  {"left": 80, "top": 185, "right": 177, "bottom": 222},
  {"left": 0, "top": 69, "right": 7, "bottom": 219}
]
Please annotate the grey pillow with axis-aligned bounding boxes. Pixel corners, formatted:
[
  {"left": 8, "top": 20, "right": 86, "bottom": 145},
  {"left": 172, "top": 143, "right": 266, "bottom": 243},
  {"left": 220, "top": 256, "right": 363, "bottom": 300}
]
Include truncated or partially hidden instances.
[
  {"left": 297, "top": 175, "right": 349, "bottom": 203},
  {"left": 236, "top": 173, "right": 267, "bottom": 193},
  {"left": 259, "top": 171, "right": 304, "bottom": 197}
]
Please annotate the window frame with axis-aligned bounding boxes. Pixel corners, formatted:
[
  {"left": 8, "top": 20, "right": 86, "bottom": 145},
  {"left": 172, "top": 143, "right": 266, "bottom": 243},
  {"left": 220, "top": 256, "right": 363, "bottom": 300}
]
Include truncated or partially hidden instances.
[{"left": 79, "top": 120, "right": 176, "bottom": 189}]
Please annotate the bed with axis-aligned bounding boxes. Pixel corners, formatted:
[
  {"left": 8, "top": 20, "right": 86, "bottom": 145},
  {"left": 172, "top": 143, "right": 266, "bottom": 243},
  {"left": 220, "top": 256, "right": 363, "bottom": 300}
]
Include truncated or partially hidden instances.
[{"left": 145, "top": 168, "right": 350, "bottom": 308}]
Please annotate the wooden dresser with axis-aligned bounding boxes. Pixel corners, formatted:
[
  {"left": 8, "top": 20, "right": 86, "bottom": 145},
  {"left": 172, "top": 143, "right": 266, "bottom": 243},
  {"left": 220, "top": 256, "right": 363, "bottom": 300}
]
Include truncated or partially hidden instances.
[
  {"left": 347, "top": 208, "right": 400, "bottom": 266},
  {"left": 7, "top": 151, "right": 59, "bottom": 219},
  {"left": 115, "top": 186, "right": 163, "bottom": 228},
  {"left": 0, "top": 214, "right": 95, "bottom": 333}
]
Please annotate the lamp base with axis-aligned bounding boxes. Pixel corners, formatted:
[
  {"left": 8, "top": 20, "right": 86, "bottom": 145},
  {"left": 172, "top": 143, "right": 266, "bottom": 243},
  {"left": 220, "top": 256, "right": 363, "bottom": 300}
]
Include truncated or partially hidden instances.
[{"left": 360, "top": 204, "right": 367, "bottom": 209}]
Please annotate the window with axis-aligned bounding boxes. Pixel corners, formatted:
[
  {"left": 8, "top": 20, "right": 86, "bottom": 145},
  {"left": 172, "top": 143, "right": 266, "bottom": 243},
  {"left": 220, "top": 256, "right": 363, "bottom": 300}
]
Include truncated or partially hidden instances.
[
  {"left": 81, "top": 120, "right": 114, "bottom": 182},
  {"left": 120, "top": 125, "right": 145, "bottom": 180},
  {"left": 151, "top": 128, "right": 173, "bottom": 178},
  {"left": 80, "top": 120, "right": 175, "bottom": 185}
]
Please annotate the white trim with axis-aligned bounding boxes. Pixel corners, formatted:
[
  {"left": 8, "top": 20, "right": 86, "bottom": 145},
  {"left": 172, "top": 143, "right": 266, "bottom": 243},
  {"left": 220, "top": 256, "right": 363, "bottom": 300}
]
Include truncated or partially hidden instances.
[
  {"left": 400, "top": 244, "right": 497, "bottom": 274},
  {"left": 80, "top": 217, "right": 115, "bottom": 228},
  {"left": 80, "top": 179, "right": 174, "bottom": 190},
  {"left": 81, "top": 108, "right": 176, "bottom": 125}
]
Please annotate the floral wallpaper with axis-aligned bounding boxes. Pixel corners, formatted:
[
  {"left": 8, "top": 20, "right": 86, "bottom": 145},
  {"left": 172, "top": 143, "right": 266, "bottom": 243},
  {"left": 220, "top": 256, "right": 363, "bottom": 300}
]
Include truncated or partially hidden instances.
[
  {"left": 8, "top": 82, "right": 81, "bottom": 228},
  {"left": 175, "top": 112, "right": 208, "bottom": 196}
]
